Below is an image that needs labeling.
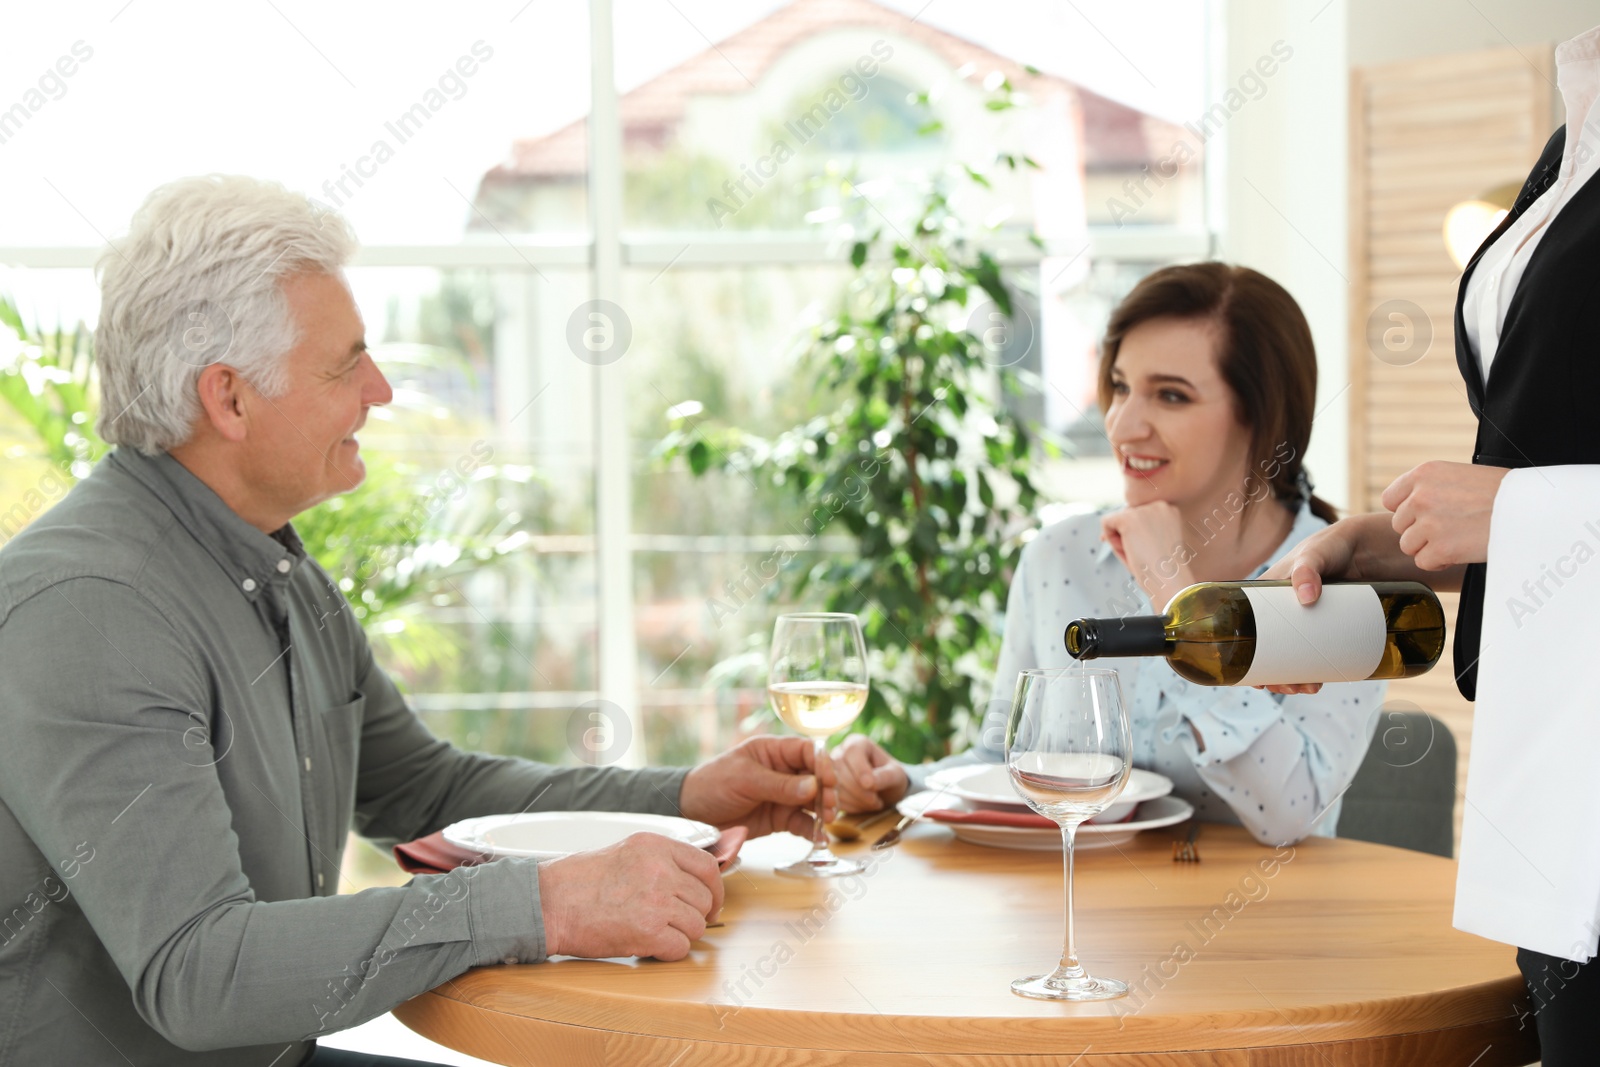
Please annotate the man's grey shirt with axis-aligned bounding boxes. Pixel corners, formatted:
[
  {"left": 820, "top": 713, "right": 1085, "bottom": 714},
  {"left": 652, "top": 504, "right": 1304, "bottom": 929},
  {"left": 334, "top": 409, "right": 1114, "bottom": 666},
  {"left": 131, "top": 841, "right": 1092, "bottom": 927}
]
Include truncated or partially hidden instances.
[{"left": 0, "top": 448, "right": 690, "bottom": 1066}]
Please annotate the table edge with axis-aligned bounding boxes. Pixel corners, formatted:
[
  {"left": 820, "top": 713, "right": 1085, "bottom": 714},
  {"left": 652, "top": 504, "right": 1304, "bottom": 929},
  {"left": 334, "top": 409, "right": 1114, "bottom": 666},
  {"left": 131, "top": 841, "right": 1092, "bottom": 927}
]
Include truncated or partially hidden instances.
[{"left": 406, "top": 968, "right": 1532, "bottom": 1055}]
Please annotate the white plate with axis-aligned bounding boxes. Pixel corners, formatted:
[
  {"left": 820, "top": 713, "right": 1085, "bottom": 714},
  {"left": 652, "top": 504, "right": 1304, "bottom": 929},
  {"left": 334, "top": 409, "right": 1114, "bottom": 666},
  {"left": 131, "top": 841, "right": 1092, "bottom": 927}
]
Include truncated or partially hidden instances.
[
  {"left": 924, "top": 763, "right": 1174, "bottom": 823},
  {"left": 895, "top": 792, "right": 1195, "bottom": 851},
  {"left": 442, "top": 811, "right": 721, "bottom": 861}
]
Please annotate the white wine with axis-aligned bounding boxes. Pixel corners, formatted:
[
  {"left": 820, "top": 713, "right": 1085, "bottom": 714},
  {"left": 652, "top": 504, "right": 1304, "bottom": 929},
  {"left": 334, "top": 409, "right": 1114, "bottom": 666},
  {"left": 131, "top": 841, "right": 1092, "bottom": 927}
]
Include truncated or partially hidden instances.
[
  {"left": 1063, "top": 580, "right": 1445, "bottom": 686},
  {"left": 768, "top": 680, "right": 868, "bottom": 738},
  {"left": 1010, "top": 752, "right": 1128, "bottom": 822}
]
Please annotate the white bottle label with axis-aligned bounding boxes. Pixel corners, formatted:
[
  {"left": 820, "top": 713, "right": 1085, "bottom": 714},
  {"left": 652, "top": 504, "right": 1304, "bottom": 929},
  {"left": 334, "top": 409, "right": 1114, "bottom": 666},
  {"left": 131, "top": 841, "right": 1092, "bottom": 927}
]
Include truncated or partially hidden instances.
[{"left": 1236, "top": 585, "right": 1387, "bottom": 686}]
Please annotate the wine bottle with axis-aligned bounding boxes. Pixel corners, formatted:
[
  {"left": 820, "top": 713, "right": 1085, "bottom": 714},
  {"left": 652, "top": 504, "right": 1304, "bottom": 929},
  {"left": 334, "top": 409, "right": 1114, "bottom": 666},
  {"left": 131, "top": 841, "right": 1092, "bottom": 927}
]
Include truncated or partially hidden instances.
[{"left": 1062, "top": 580, "right": 1445, "bottom": 686}]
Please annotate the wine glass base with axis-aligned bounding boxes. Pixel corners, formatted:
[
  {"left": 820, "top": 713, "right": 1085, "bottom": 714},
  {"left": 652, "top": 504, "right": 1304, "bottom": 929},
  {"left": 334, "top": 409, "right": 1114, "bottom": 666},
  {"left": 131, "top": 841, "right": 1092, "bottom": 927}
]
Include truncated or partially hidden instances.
[
  {"left": 1010, "top": 972, "right": 1128, "bottom": 1002},
  {"left": 775, "top": 854, "right": 868, "bottom": 878}
]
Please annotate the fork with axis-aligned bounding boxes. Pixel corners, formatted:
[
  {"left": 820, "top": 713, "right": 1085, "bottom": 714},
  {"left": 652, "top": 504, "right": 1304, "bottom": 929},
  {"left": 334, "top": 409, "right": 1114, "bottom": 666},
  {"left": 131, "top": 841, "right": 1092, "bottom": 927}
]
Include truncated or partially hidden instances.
[
  {"left": 870, "top": 808, "right": 922, "bottom": 851},
  {"left": 1172, "top": 822, "right": 1201, "bottom": 863},
  {"left": 872, "top": 782, "right": 962, "bottom": 850},
  {"left": 826, "top": 807, "right": 898, "bottom": 843}
]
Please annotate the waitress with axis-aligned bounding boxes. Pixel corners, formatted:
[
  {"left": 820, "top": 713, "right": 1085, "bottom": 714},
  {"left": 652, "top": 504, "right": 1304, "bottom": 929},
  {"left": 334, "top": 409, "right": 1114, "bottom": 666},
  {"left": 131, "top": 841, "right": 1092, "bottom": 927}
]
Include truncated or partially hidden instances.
[{"left": 1264, "top": 23, "right": 1600, "bottom": 1064}]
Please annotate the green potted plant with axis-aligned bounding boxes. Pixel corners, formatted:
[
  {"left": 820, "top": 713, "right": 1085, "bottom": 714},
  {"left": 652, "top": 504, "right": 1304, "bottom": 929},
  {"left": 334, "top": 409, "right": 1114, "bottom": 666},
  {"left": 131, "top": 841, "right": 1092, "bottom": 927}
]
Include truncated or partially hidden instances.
[{"left": 657, "top": 78, "right": 1055, "bottom": 762}]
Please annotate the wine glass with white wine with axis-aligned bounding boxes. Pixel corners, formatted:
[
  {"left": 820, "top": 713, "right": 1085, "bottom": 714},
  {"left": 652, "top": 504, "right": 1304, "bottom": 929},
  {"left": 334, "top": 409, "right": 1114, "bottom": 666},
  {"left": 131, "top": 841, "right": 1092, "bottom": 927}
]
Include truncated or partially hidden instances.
[
  {"left": 768, "top": 612, "right": 868, "bottom": 878},
  {"left": 1006, "top": 667, "right": 1133, "bottom": 1000}
]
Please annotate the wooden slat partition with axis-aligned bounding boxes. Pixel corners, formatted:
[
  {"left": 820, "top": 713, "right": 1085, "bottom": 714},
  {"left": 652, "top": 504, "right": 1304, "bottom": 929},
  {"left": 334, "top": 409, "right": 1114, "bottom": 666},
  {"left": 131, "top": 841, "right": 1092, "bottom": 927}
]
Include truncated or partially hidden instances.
[{"left": 1348, "top": 45, "right": 1555, "bottom": 852}]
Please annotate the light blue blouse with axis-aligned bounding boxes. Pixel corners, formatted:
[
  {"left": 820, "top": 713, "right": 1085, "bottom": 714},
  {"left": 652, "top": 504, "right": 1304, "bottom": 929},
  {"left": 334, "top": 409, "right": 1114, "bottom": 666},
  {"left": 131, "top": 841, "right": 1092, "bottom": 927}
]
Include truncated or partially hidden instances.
[{"left": 909, "top": 502, "right": 1384, "bottom": 845}]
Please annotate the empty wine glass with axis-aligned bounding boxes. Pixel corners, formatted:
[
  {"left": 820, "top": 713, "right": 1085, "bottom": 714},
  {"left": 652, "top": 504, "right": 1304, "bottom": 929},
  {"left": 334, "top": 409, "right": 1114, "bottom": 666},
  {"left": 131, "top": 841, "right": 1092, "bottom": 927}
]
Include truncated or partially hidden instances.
[
  {"left": 768, "top": 612, "right": 868, "bottom": 878},
  {"left": 1006, "top": 667, "right": 1132, "bottom": 1000}
]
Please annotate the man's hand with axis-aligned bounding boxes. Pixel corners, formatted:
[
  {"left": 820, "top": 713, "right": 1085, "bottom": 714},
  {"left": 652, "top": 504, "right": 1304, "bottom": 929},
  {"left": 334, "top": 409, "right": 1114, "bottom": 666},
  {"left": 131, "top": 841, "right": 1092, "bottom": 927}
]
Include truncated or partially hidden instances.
[
  {"left": 678, "top": 736, "right": 830, "bottom": 839},
  {"left": 1381, "top": 460, "right": 1509, "bottom": 572},
  {"left": 832, "top": 734, "right": 908, "bottom": 813},
  {"left": 538, "top": 832, "right": 723, "bottom": 961},
  {"left": 1100, "top": 502, "right": 1196, "bottom": 606}
]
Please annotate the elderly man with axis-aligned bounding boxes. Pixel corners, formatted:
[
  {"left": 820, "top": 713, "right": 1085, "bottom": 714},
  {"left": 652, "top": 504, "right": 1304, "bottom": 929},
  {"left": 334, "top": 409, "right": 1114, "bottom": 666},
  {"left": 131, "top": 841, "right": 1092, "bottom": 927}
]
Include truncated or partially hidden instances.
[{"left": 0, "top": 176, "right": 830, "bottom": 1067}]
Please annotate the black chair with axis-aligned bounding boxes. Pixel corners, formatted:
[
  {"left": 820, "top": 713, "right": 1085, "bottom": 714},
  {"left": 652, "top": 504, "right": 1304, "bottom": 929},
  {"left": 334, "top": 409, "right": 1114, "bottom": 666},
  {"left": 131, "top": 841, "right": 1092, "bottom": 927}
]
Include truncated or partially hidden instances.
[{"left": 1337, "top": 710, "right": 1457, "bottom": 858}]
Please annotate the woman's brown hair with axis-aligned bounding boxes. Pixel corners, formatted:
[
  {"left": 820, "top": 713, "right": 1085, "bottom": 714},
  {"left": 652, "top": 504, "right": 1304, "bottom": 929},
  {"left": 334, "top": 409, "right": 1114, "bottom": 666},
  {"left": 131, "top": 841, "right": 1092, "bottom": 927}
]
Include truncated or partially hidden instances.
[{"left": 1096, "top": 262, "right": 1337, "bottom": 524}]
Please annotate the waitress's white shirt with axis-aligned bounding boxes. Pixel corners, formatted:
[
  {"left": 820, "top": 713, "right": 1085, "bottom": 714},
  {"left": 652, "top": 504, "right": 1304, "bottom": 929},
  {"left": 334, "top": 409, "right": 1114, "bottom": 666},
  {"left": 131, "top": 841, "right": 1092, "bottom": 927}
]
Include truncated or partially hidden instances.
[{"left": 1462, "top": 26, "right": 1600, "bottom": 380}]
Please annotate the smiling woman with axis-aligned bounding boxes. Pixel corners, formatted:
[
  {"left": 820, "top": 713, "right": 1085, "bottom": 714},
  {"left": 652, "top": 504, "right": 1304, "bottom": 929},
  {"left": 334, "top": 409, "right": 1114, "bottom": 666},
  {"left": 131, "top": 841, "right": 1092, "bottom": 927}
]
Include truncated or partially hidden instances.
[
  {"left": 833, "top": 262, "right": 1384, "bottom": 850},
  {"left": 1098, "top": 263, "right": 1338, "bottom": 538},
  {"left": 1093, "top": 266, "right": 1338, "bottom": 615}
]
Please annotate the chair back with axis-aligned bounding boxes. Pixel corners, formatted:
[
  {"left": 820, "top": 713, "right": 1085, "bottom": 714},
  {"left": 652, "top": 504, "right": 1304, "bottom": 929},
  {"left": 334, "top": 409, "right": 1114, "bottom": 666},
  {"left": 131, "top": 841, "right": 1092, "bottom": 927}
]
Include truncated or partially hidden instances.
[{"left": 1337, "top": 710, "right": 1456, "bottom": 858}]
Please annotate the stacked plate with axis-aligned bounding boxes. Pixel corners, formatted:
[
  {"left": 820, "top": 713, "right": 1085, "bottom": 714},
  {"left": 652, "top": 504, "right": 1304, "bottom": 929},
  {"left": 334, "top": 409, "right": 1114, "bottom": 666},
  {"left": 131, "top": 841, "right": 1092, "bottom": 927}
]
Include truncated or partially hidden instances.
[
  {"left": 443, "top": 812, "right": 721, "bottom": 861},
  {"left": 909, "top": 764, "right": 1194, "bottom": 851}
]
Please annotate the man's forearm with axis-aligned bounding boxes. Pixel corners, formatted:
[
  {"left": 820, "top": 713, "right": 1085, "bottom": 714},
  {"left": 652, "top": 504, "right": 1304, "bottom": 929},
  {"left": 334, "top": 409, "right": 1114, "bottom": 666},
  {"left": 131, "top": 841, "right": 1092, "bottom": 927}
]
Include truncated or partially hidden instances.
[
  {"left": 357, "top": 747, "right": 694, "bottom": 845},
  {"left": 138, "top": 862, "right": 544, "bottom": 1049},
  {"left": 350, "top": 648, "right": 692, "bottom": 842}
]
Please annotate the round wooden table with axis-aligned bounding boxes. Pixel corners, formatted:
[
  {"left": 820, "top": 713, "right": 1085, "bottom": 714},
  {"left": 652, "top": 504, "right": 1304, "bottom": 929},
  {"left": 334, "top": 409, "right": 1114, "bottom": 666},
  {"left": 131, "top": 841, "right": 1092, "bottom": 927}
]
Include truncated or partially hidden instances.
[{"left": 395, "top": 822, "right": 1539, "bottom": 1065}]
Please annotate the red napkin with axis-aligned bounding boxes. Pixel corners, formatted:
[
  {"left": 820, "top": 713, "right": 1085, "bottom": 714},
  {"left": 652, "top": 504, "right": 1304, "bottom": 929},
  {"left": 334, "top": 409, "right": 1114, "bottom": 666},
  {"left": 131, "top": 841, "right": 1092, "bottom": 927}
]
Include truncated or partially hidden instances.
[
  {"left": 923, "top": 804, "right": 1141, "bottom": 829},
  {"left": 394, "top": 824, "right": 749, "bottom": 876}
]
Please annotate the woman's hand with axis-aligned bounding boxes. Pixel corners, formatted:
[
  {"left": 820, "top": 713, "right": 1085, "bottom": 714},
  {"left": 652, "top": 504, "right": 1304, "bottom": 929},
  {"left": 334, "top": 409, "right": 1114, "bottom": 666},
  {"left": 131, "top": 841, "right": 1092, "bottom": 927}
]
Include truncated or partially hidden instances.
[
  {"left": 1381, "top": 460, "right": 1509, "bottom": 572},
  {"left": 1100, "top": 502, "right": 1197, "bottom": 606},
  {"left": 831, "top": 734, "right": 909, "bottom": 813}
]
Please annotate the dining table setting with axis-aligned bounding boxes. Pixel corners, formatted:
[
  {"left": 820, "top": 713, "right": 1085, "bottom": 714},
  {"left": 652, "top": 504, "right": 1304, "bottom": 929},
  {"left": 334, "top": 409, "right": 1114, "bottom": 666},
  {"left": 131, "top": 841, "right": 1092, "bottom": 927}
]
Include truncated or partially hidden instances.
[{"left": 392, "top": 612, "right": 1539, "bottom": 1066}]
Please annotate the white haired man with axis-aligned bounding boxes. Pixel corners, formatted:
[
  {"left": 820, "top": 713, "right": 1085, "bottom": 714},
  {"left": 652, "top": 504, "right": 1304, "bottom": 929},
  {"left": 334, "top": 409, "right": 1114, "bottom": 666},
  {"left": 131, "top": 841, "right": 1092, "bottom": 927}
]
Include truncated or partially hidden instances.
[{"left": 0, "top": 176, "right": 831, "bottom": 1067}]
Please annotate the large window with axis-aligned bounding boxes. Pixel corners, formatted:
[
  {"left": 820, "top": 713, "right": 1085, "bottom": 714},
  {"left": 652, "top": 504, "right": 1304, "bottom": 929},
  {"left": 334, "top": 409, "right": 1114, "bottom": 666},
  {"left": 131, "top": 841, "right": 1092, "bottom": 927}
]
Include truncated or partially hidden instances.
[{"left": 3, "top": 1, "right": 1213, "bottom": 886}]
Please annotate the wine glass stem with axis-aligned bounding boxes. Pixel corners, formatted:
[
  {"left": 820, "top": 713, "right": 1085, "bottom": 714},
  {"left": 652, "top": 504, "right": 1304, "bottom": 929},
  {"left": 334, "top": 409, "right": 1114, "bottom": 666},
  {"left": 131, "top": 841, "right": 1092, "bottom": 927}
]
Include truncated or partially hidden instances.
[
  {"left": 1059, "top": 822, "right": 1083, "bottom": 977},
  {"left": 810, "top": 738, "right": 828, "bottom": 855}
]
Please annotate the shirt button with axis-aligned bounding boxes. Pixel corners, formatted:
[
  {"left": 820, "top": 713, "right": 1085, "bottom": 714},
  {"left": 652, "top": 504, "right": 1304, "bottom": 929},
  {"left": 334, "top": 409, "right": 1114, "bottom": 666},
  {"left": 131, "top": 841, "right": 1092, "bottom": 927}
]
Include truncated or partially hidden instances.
[
  {"left": 317, "top": 872, "right": 325, "bottom": 889},
  {"left": 304, "top": 756, "right": 312, "bottom": 773},
  {"left": 277, "top": 560, "right": 292, "bottom": 574},
  {"left": 241, "top": 578, "right": 257, "bottom": 592}
]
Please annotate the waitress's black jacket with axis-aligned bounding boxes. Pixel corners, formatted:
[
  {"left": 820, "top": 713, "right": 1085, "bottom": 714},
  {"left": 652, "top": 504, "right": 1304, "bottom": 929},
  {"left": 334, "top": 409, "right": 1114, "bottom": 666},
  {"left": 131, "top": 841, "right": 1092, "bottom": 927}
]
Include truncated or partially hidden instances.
[{"left": 1454, "top": 124, "right": 1600, "bottom": 700}]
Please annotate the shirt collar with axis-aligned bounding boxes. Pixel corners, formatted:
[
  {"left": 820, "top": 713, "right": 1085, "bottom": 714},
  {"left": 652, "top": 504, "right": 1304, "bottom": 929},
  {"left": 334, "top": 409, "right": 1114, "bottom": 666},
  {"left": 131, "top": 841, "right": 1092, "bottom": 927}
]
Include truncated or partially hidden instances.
[
  {"left": 1556, "top": 24, "right": 1600, "bottom": 179},
  {"left": 1556, "top": 23, "right": 1600, "bottom": 66},
  {"left": 1091, "top": 499, "right": 1322, "bottom": 577},
  {"left": 108, "top": 448, "right": 305, "bottom": 602}
]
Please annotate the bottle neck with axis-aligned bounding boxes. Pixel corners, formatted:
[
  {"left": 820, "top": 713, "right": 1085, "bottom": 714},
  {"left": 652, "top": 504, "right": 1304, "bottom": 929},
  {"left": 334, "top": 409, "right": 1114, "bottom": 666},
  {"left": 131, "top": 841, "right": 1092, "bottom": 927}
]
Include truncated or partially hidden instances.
[{"left": 1065, "top": 615, "right": 1169, "bottom": 660}]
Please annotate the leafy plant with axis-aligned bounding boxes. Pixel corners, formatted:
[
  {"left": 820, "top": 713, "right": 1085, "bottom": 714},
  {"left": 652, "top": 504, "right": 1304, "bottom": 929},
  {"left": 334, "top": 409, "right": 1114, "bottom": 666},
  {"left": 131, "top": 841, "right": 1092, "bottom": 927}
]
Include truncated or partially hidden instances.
[
  {"left": 656, "top": 76, "right": 1053, "bottom": 763},
  {"left": 0, "top": 296, "right": 104, "bottom": 477},
  {"left": 292, "top": 450, "right": 543, "bottom": 675}
]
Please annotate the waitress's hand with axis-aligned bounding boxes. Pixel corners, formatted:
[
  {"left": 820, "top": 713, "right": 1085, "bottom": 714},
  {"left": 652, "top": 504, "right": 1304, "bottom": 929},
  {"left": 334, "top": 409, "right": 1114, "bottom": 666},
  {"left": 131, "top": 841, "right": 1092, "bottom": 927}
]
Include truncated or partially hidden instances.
[
  {"left": 1260, "top": 519, "right": 1362, "bottom": 604},
  {"left": 1254, "top": 469, "right": 1498, "bottom": 695},
  {"left": 1100, "top": 502, "right": 1197, "bottom": 606},
  {"left": 1381, "top": 460, "right": 1510, "bottom": 572},
  {"left": 1256, "top": 517, "right": 1373, "bottom": 695},
  {"left": 831, "top": 734, "right": 909, "bottom": 813}
]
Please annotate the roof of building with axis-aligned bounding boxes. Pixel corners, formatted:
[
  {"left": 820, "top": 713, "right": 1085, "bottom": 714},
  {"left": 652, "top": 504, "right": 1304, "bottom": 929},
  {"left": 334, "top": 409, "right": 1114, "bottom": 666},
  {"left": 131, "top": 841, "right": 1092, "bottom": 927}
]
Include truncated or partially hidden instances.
[{"left": 480, "top": 0, "right": 1185, "bottom": 185}]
